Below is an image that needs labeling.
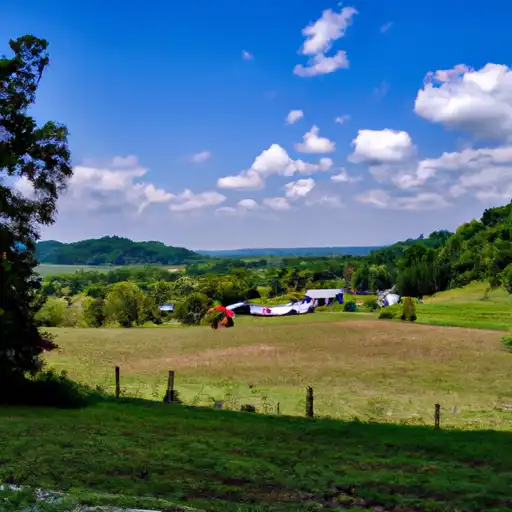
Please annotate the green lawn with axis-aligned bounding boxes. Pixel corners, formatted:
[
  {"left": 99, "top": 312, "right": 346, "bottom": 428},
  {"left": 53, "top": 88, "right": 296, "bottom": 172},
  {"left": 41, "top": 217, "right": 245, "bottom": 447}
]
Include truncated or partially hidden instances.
[
  {"left": 417, "top": 282, "right": 512, "bottom": 331},
  {"left": 1, "top": 400, "right": 511, "bottom": 511}
]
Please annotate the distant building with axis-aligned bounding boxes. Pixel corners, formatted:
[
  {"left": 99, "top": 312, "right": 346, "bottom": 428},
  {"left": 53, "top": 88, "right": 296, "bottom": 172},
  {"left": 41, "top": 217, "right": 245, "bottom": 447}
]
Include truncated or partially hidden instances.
[{"left": 305, "top": 289, "right": 344, "bottom": 307}]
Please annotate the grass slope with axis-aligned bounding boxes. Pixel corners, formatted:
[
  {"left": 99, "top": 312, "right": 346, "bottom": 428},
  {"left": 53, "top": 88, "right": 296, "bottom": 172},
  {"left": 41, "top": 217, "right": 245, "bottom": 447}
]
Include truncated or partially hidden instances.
[
  {"left": 45, "top": 316, "right": 512, "bottom": 429},
  {"left": 1, "top": 401, "right": 511, "bottom": 511},
  {"left": 417, "top": 282, "right": 512, "bottom": 331}
]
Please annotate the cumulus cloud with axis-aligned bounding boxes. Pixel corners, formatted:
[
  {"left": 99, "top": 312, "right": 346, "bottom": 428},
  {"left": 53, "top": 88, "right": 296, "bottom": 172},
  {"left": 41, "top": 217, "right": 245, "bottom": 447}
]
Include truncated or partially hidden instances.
[
  {"left": 14, "top": 156, "right": 227, "bottom": 217},
  {"left": 349, "top": 129, "right": 415, "bottom": 164},
  {"left": 330, "top": 167, "right": 360, "bottom": 183},
  {"left": 263, "top": 197, "right": 291, "bottom": 211},
  {"left": 284, "top": 178, "right": 316, "bottom": 198},
  {"left": 356, "top": 189, "right": 450, "bottom": 210},
  {"left": 293, "top": 6, "right": 357, "bottom": 77},
  {"left": 189, "top": 151, "right": 212, "bottom": 163},
  {"left": 215, "top": 198, "right": 259, "bottom": 217},
  {"left": 169, "top": 189, "right": 226, "bottom": 212},
  {"left": 295, "top": 126, "right": 336, "bottom": 154},
  {"left": 414, "top": 63, "right": 512, "bottom": 141},
  {"left": 286, "top": 110, "right": 304, "bottom": 124},
  {"left": 242, "top": 50, "right": 254, "bottom": 61},
  {"left": 217, "top": 144, "right": 333, "bottom": 190}
]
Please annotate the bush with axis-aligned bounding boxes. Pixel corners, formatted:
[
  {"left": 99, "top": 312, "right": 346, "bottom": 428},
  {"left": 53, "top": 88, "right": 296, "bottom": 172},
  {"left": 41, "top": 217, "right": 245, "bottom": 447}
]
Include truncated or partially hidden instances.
[
  {"left": 343, "top": 300, "right": 357, "bottom": 312},
  {"left": 401, "top": 296, "right": 417, "bottom": 322},
  {"left": 34, "top": 297, "right": 69, "bottom": 327},
  {"left": 379, "top": 309, "right": 394, "bottom": 319},
  {"left": 0, "top": 369, "right": 104, "bottom": 408},
  {"left": 379, "top": 304, "right": 401, "bottom": 319},
  {"left": 502, "top": 264, "right": 512, "bottom": 294},
  {"left": 365, "top": 300, "right": 379, "bottom": 312},
  {"left": 175, "top": 292, "right": 211, "bottom": 325},
  {"left": 501, "top": 335, "right": 512, "bottom": 351}
]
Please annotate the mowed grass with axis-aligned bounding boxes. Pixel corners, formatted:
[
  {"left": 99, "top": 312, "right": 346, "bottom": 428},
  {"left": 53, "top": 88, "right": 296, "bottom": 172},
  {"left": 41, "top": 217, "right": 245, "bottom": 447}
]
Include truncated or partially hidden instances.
[
  {"left": 417, "top": 282, "right": 512, "bottom": 331},
  {"left": 1, "top": 401, "right": 512, "bottom": 511},
  {"left": 46, "top": 316, "right": 512, "bottom": 430}
]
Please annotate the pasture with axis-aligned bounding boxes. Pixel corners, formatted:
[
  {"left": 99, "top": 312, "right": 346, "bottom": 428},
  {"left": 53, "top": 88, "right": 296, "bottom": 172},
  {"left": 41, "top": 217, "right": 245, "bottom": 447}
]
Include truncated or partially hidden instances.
[
  {"left": 46, "top": 313, "right": 512, "bottom": 430},
  {"left": 35, "top": 263, "right": 185, "bottom": 276}
]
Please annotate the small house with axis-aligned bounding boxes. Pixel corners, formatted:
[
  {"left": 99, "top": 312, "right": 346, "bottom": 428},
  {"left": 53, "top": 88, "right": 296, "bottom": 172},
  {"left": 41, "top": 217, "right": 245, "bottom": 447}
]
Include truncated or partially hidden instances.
[{"left": 305, "top": 289, "right": 344, "bottom": 307}]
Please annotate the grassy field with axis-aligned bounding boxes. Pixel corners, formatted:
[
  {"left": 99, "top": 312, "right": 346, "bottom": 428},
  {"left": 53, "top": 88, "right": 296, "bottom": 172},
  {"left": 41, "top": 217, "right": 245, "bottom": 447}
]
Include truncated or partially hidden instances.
[
  {"left": 45, "top": 313, "right": 512, "bottom": 430},
  {"left": 418, "top": 282, "right": 512, "bottom": 331},
  {"left": 1, "top": 400, "right": 512, "bottom": 511},
  {"left": 35, "top": 263, "right": 185, "bottom": 276}
]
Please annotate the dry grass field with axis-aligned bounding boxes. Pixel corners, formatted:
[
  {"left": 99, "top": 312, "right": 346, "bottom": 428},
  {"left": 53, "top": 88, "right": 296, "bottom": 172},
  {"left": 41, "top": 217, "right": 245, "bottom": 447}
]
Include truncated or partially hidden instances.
[{"left": 46, "top": 314, "right": 512, "bottom": 429}]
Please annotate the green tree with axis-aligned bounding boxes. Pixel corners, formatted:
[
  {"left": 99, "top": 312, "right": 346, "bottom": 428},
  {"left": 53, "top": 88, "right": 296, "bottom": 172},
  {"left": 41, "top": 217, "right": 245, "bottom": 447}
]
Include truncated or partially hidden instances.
[
  {"left": 84, "top": 298, "right": 106, "bottom": 328},
  {"left": 174, "top": 292, "right": 210, "bottom": 325},
  {"left": 35, "top": 297, "right": 69, "bottom": 327},
  {"left": 502, "top": 264, "right": 512, "bottom": 294},
  {"left": 104, "top": 281, "right": 147, "bottom": 327},
  {"left": 0, "top": 36, "right": 72, "bottom": 385}
]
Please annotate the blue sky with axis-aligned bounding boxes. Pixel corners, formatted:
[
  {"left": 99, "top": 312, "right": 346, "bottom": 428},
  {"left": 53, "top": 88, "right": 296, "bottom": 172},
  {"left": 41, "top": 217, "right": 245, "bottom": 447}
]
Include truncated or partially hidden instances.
[{"left": 3, "top": 0, "right": 512, "bottom": 249}]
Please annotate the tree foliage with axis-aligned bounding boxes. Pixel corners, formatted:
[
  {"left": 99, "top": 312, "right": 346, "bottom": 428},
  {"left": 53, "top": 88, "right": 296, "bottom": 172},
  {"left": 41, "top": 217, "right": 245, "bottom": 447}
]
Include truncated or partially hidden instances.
[
  {"left": 37, "top": 236, "right": 200, "bottom": 265},
  {"left": 1, "top": 35, "right": 72, "bottom": 384}
]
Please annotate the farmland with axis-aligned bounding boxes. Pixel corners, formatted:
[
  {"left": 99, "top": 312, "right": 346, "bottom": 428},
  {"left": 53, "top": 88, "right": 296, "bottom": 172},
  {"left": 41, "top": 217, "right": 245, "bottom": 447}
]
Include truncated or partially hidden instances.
[{"left": 45, "top": 308, "right": 512, "bottom": 430}]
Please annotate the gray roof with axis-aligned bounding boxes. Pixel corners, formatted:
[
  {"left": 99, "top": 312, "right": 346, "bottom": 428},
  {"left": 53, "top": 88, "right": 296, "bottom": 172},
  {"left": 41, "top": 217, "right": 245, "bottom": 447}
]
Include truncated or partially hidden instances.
[{"left": 305, "top": 289, "right": 344, "bottom": 299}]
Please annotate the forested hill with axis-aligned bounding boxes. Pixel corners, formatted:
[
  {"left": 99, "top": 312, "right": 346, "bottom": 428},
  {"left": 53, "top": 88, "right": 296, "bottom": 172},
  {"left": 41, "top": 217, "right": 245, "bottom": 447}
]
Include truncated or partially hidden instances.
[
  {"left": 36, "top": 236, "right": 201, "bottom": 265},
  {"left": 198, "top": 246, "right": 383, "bottom": 257}
]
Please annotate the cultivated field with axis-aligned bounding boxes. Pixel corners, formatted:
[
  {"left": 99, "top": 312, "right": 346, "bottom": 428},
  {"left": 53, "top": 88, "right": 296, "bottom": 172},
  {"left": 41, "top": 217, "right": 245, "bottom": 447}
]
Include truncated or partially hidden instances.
[{"left": 46, "top": 313, "right": 512, "bottom": 430}]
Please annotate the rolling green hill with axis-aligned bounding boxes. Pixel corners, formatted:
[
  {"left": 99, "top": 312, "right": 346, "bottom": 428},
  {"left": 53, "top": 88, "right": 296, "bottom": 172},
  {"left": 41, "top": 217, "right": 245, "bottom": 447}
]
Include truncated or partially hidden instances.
[{"left": 36, "top": 236, "right": 200, "bottom": 266}]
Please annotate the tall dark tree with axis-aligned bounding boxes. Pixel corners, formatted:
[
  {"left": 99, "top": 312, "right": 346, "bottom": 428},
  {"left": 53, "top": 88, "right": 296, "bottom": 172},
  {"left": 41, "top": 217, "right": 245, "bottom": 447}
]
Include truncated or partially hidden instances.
[{"left": 0, "top": 36, "right": 72, "bottom": 385}]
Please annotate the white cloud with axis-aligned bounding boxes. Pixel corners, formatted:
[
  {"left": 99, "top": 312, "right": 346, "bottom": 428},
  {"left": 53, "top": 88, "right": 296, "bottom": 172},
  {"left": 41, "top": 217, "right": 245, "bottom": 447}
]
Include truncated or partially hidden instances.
[
  {"left": 242, "top": 50, "right": 254, "bottom": 61},
  {"left": 217, "top": 144, "right": 333, "bottom": 190},
  {"left": 284, "top": 178, "right": 316, "bottom": 198},
  {"left": 305, "top": 195, "right": 343, "bottom": 208},
  {"left": 263, "top": 197, "right": 291, "bottom": 211},
  {"left": 189, "top": 151, "right": 212, "bottom": 163},
  {"left": 334, "top": 115, "right": 350, "bottom": 124},
  {"left": 238, "top": 198, "right": 259, "bottom": 210},
  {"left": 330, "top": 167, "right": 360, "bottom": 183},
  {"left": 286, "top": 110, "right": 304, "bottom": 124},
  {"left": 293, "top": 6, "right": 357, "bottom": 77},
  {"left": 295, "top": 126, "right": 336, "bottom": 153},
  {"left": 215, "top": 198, "right": 259, "bottom": 216},
  {"left": 414, "top": 63, "right": 512, "bottom": 141},
  {"left": 349, "top": 129, "right": 415, "bottom": 164},
  {"left": 294, "top": 52, "right": 350, "bottom": 77},
  {"left": 29, "top": 156, "right": 177, "bottom": 215},
  {"left": 169, "top": 189, "right": 226, "bottom": 212},
  {"left": 380, "top": 22, "right": 394, "bottom": 33},
  {"left": 356, "top": 189, "right": 450, "bottom": 210},
  {"left": 14, "top": 155, "right": 233, "bottom": 217},
  {"left": 393, "top": 145, "right": 512, "bottom": 191}
]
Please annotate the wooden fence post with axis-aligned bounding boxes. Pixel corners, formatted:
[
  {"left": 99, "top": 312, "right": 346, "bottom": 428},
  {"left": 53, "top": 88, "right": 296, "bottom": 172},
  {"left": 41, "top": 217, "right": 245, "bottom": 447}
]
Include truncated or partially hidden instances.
[
  {"left": 166, "top": 370, "right": 175, "bottom": 403},
  {"left": 306, "top": 386, "right": 314, "bottom": 418},
  {"left": 276, "top": 402, "right": 280, "bottom": 415},
  {"left": 434, "top": 403, "right": 440, "bottom": 429},
  {"left": 115, "top": 366, "right": 120, "bottom": 399}
]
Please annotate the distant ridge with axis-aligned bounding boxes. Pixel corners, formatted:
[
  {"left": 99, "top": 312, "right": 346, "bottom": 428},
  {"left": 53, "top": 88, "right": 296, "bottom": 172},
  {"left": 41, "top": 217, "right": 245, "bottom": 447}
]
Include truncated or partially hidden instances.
[
  {"left": 36, "top": 236, "right": 200, "bottom": 265},
  {"left": 197, "top": 246, "right": 384, "bottom": 257}
]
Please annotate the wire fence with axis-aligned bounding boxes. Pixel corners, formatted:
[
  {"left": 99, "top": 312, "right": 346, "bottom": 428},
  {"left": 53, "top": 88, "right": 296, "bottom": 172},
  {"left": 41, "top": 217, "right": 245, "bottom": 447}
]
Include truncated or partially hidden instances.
[{"left": 106, "top": 366, "right": 509, "bottom": 430}]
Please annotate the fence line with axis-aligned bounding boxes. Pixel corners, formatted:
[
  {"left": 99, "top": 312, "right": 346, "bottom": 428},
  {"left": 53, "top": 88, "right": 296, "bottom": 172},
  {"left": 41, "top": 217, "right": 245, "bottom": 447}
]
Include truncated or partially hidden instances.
[{"left": 112, "top": 367, "right": 446, "bottom": 429}]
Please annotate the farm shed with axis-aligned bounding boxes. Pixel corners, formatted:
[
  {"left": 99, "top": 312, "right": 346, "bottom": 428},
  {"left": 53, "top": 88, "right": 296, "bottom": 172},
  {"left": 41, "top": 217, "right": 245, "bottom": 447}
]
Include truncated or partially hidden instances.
[{"left": 305, "top": 289, "right": 344, "bottom": 307}]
